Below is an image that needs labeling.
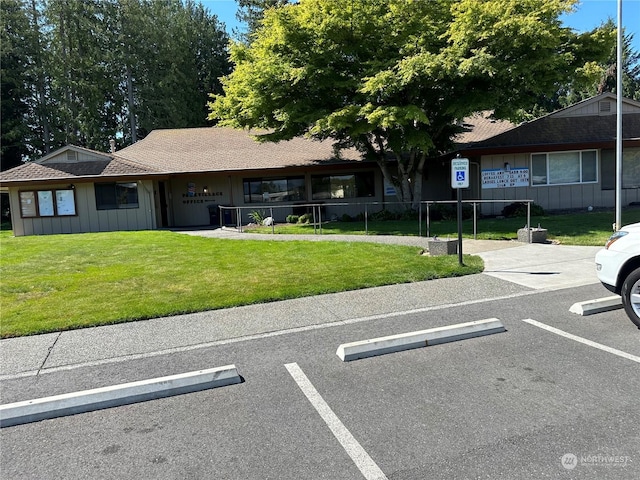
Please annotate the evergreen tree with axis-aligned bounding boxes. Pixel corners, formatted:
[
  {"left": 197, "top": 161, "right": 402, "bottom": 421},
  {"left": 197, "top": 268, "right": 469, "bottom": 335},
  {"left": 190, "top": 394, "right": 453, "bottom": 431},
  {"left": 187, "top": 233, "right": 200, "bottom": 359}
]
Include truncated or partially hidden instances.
[
  {"left": 0, "top": 0, "right": 31, "bottom": 170},
  {"left": 0, "top": 0, "right": 231, "bottom": 160},
  {"left": 235, "top": 0, "right": 289, "bottom": 41}
]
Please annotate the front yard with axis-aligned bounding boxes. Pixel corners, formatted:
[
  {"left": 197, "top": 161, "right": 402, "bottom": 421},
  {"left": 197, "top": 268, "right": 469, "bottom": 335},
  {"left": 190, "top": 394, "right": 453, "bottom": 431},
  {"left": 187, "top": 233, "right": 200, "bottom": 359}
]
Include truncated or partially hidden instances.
[{"left": 0, "top": 230, "right": 482, "bottom": 337}]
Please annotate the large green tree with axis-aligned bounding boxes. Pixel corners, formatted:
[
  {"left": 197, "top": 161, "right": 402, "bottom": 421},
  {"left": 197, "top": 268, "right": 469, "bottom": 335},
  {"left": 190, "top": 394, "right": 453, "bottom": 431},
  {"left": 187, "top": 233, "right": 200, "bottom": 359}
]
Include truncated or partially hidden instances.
[
  {"left": 1, "top": 0, "right": 230, "bottom": 162},
  {"left": 568, "top": 27, "right": 640, "bottom": 103},
  {"left": 235, "top": 0, "right": 289, "bottom": 41},
  {"left": 0, "top": 0, "right": 31, "bottom": 170},
  {"left": 209, "top": 0, "right": 614, "bottom": 208},
  {"left": 521, "top": 21, "right": 638, "bottom": 118}
]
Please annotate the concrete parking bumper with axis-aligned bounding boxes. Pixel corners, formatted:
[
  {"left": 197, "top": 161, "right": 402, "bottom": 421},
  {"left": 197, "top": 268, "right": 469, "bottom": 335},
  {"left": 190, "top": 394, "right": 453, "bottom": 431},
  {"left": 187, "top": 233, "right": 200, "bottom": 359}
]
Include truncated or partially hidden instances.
[
  {"left": 336, "top": 318, "right": 506, "bottom": 361},
  {"left": 569, "top": 295, "right": 622, "bottom": 316},
  {"left": 0, "top": 364, "right": 241, "bottom": 428}
]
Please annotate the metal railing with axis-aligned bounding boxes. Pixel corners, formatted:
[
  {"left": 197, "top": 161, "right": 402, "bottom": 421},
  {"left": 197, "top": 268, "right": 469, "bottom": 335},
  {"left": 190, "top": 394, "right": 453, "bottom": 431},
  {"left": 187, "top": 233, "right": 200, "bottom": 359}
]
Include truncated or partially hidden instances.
[{"left": 219, "top": 199, "right": 537, "bottom": 241}]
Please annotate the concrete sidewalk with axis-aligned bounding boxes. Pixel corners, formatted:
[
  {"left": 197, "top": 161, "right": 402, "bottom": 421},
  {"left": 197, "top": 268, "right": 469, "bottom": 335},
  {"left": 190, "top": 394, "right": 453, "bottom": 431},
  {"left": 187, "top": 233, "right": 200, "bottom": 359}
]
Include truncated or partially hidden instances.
[{"left": 0, "top": 234, "right": 603, "bottom": 380}]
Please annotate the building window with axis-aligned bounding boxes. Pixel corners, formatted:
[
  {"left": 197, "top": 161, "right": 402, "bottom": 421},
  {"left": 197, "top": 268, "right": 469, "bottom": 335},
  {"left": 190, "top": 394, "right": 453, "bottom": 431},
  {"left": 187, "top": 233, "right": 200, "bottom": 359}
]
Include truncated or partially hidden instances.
[
  {"left": 311, "top": 172, "right": 375, "bottom": 200},
  {"left": 19, "top": 189, "right": 76, "bottom": 218},
  {"left": 243, "top": 176, "right": 305, "bottom": 203},
  {"left": 95, "top": 182, "right": 139, "bottom": 210},
  {"left": 531, "top": 150, "right": 598, "bottom": 186},
  {"left": 622, "top": 148, "right": 640, "bottom": 188}
]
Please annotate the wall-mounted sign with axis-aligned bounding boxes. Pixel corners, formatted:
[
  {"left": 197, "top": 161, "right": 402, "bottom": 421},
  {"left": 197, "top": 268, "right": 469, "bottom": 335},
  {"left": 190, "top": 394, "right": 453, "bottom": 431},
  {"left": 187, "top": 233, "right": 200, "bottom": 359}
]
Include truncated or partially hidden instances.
[
  {"left": 482, "top": 168, "right": 529, "bottom": 189},
  {"left": 56, "top": 190, "right": 76, "bottom": 215},
  {"left": 19, "top": 191, "right": 37, "bottom": 217},
  {"left": 181, "top": 191, "right": 223, "bottom": 204},
  {"left": 37, "top": 191, "right": 55, "bottom": 216},
  {"left": 383, "top": 178, "right": 396, "bottom": 196}
]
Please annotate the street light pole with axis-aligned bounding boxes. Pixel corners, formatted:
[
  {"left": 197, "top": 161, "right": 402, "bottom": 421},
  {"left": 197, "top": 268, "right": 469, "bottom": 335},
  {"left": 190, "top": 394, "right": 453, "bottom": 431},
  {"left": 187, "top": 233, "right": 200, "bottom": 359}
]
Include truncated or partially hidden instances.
[{"left": 615, "top": 0, "right": 623, "bottom": 231}]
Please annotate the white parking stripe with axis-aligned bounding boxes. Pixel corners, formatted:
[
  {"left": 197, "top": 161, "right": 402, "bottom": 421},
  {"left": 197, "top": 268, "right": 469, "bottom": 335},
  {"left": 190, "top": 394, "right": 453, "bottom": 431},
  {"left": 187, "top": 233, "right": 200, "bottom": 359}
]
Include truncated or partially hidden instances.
[
  {"left": 284, "top": 363, "right": 388, "bottom": 480},
  {"left": 522, "top": 319, "right": 640, "bottom": 364}
]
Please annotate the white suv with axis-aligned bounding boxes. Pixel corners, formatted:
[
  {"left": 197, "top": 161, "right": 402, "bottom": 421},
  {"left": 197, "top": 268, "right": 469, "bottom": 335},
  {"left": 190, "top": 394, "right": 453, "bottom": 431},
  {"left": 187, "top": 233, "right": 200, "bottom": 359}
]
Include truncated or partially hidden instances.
[{"left": 595, "top": 222, "right": 640, "bottom": 328}]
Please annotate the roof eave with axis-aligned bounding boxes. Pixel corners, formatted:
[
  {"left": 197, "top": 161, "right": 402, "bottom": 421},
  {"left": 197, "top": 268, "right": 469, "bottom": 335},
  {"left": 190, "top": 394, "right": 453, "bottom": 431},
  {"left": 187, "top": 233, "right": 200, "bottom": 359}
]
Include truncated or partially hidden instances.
[
  {"left": 0, "top": 172, "right": 170, "bottom": 188},
  {"left": 460, "top": 138, "right": 640, "bottom": 157}
]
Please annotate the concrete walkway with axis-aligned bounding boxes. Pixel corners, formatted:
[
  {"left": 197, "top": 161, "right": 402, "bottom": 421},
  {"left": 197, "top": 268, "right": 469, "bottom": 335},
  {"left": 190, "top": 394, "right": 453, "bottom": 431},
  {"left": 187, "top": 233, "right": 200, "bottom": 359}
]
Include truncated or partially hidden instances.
[{"left": 0, "top": 231, "right": 603, "bottom": 380}]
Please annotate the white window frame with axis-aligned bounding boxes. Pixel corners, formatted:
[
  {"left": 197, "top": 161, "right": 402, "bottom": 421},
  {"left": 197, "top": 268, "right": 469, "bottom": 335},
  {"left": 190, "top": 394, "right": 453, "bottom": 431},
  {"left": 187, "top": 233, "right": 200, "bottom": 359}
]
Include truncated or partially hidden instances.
[{"left": 530, "top": 150, "right": 598, "bottom": 187}]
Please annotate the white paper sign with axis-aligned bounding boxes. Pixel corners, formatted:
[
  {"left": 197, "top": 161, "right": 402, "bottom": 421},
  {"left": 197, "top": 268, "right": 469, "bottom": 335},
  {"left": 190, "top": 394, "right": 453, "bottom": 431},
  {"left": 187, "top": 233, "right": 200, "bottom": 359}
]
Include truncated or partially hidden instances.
[
  {"left": 38, "top": 191, "right": 55, "bottom": 216},
  {"left": 482, "top": 168, "right": 529, "bottom": 189},
  {"left": 56, "top": 190, "right": 76, "bottom": 215}
]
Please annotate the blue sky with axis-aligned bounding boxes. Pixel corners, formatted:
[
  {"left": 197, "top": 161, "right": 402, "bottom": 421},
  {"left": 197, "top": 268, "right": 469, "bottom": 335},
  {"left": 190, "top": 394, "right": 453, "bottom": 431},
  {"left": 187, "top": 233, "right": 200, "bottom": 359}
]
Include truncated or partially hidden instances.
[{"left": 199, "top": 0, "right": 640, "bottom": 51}]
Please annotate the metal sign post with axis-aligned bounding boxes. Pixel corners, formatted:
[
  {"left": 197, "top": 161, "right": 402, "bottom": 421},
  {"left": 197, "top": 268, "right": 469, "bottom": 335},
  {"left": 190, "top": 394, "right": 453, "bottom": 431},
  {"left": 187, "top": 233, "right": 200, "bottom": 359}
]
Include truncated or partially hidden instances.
[{"left": 451, "top": 157, "right": 469, "bottom": 266}]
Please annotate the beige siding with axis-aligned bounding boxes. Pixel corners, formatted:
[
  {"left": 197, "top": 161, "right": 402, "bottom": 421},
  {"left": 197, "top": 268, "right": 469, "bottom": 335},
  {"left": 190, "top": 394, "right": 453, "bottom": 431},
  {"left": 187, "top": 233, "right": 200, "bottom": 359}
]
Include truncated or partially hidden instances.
[
  {"left": 40, "top": 149, "right": 110, "bottom": 164},
  {"left": 164, "top": 168, "right": 385, "bottom": 227},
  {"left": 167, "top": 175, "right": 231, "bottom": 227},
  {"left": 479, "top": 152, "right": 640, "bottom": 215},
  {"left": 9, "top": 180, "right": 156, "bottom": 236}
]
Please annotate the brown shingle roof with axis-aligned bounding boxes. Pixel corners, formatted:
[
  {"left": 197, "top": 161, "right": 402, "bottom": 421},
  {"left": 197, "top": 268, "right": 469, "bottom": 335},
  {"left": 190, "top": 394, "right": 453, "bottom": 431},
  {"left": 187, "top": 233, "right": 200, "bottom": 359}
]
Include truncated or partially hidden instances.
[
  {"left": 461, "top": 113, "right": 640, "bottom": 155},
  {"left": 114, "top": 127, "right": 365, "bottom": 173},
  {"left": 454, "top": 112, "right": 516, "bottom": 147},
  {"left": 0, "top": 156, "right": 159, "bottom": 183}
]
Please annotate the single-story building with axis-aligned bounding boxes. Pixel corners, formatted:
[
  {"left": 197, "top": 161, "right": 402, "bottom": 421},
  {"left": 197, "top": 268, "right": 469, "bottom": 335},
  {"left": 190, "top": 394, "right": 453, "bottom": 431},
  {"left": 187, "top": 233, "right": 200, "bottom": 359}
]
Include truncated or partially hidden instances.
[
  {"left": 0, "top": 130, "right": 397, "bottom": 236},
  {"left": 1, "top": 93, "right": 638, "bottom": 236},
  {"left": 457, "top": 92, "right": 640, "bottom": 215}
]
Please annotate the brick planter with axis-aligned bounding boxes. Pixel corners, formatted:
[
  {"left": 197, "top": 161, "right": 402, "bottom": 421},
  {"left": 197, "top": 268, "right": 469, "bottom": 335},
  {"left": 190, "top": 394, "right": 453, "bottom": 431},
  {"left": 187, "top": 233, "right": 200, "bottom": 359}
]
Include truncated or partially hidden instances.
[
  {"left": 428, "top": 239, "right": 458, "bottom": 256},
  {"left": 517, "top": 228, "right": 548, "bottom": 243}
]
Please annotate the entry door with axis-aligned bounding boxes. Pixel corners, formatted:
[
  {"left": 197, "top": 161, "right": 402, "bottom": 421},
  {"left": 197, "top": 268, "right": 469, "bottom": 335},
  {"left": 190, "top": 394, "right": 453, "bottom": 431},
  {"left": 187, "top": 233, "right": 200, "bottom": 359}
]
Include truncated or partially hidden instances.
[{"left": 158, "top": 181, "right": 169, "bottom": 227}]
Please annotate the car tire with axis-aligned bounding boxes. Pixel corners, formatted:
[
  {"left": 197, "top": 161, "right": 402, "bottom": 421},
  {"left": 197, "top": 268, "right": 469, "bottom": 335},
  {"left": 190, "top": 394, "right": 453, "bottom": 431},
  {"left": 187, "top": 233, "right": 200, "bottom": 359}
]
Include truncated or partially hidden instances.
[{"left": 621, "top": 267, "right": 640, "bottom": 329}]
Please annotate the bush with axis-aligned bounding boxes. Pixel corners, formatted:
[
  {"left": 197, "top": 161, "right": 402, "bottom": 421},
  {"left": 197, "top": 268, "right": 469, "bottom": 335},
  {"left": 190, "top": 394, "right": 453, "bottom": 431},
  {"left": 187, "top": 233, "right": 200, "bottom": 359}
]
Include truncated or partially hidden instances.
[
  {"left": 370, "top": 209, "right": 397, "bottom": 221},
  {"left": 298, "top": 213, "right": 312, "bottom": 224},
  {"left": 340, "top": 213, "right": 353, "bottom": 222},
  {"left": 398, "top": 209, "right": 419, "bottom": 221},
  {"left": 428, "top": 204, "right": 473, "bottom": 221},
  {"left": 286, "top": 214, "right": 299, "bottom": 224},
  {"left": 248, "top": 210, "right": 267, "bottom": 224},
  {"left": 501, "top": 202, "right": 545, "bottom": 218}
]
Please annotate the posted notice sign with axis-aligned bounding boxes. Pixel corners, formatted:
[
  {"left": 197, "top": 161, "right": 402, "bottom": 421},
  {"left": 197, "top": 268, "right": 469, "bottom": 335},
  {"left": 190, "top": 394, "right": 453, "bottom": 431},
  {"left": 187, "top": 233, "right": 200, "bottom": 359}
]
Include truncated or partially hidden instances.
[{"left": 451, "top": 158, "right": 469, "bottom": 189}]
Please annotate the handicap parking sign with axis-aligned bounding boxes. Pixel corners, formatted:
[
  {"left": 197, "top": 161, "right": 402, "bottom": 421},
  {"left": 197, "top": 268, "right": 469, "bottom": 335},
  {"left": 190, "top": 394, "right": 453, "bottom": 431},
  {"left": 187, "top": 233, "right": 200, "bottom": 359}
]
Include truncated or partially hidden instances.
[{"left": 451, "top": 158, "right": 469, "bottom": 188}]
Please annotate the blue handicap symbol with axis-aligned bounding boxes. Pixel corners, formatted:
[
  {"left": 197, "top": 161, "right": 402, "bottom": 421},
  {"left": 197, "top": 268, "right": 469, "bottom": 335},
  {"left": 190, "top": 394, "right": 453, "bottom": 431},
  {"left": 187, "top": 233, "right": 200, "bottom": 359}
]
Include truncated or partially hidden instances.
[{"left": 456, "top": 171, "right": 465, "bottom": 181}]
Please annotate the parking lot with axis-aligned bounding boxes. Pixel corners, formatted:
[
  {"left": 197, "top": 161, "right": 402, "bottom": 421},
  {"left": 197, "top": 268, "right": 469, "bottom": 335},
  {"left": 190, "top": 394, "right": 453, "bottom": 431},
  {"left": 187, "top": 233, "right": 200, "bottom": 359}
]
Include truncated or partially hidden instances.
[{"left": 2, "top": 279, "right": 639, "bottom": 479}]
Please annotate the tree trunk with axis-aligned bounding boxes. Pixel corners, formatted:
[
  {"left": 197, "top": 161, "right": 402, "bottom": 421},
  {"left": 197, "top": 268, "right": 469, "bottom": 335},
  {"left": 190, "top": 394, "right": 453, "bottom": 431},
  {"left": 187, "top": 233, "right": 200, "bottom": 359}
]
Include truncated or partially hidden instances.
[
  {"left": 30, "top": 0, "right": 51, "bottom": 153},
  {"left": 126, "top": 64, "right": 137, "bottom": 143},
  {"left": 411, "top": 153, "right": 427, "bottom": 211}
]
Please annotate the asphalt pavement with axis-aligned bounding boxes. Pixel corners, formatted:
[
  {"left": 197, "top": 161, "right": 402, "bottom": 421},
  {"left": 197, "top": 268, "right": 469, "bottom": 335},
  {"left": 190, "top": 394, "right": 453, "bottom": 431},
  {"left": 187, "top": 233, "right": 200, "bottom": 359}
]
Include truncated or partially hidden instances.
[{"left": 0, "top": 231, "right": 604, "bottom": 381}]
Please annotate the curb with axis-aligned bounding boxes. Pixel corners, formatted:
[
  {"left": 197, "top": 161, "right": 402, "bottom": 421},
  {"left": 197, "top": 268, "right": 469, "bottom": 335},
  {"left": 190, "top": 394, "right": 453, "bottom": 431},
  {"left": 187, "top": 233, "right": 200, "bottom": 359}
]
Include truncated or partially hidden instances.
[
  {"left": 336, "top": 318, "right": 505, "bottom": 362},
  {"left": 0, "top": 364, "right": 241, "bottom": 428},
  {"left": 569, "top": 296, "right": 622, "bottom": 316}
]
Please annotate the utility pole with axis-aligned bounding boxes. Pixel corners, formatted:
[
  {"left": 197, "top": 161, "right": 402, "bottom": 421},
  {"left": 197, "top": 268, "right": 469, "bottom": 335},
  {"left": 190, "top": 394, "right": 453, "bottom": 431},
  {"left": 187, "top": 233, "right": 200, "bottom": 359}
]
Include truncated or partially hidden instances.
[{"left": 615, "top": 0, "right": 623, "bottom": 231}]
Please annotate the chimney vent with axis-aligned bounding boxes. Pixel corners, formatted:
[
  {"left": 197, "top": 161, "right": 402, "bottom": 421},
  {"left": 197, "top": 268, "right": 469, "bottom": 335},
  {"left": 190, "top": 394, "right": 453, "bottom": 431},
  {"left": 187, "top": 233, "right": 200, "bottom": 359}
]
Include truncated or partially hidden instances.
[{"left": 109, "top": 139, "right": 116, "bottom": 153}]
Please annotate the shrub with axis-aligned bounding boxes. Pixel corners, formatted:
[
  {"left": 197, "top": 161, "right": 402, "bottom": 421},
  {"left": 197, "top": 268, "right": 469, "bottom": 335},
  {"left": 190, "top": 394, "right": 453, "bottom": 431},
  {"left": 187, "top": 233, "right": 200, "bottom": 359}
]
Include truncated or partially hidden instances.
[
  {"left": 428, "top": 204, "right": 473, "bottom": 221},
  {"left": 370, "top": 209, "right": 397, "bottom": 221},
  {"left": 340, "top": 213, "right": 353, "bottom": 222},
  {"left": 398, "top": 209, "right": 419, "bottom": 221},
  {"left": 429, "top": 204, "right": 455, "bottom": 221},
  {"left": 501, "top": 202, "right": 545, "bottom": 218},
  {"left": 286, "top": 214, "right": 299, "bottom": 224},
  {"left": 298, "top": 213, "right": 312, "bottom": 224},
  {"left": 248, "top": 210, "right": 267, "bottom": 224}
]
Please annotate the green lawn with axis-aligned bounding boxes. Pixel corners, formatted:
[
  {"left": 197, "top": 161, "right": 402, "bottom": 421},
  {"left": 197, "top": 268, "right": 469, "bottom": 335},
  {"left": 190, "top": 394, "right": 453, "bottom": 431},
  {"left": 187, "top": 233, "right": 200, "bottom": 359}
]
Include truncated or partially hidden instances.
[
  {"left": 2, "top": 208, "right": 637, "bottom": 338},
  {"left": 248, "top": 208, "right": 640, "bottom": 246},
  {"left": 0, "top": 230, "right": 483, "bottom": 337}
]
